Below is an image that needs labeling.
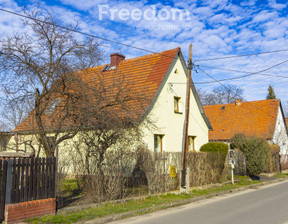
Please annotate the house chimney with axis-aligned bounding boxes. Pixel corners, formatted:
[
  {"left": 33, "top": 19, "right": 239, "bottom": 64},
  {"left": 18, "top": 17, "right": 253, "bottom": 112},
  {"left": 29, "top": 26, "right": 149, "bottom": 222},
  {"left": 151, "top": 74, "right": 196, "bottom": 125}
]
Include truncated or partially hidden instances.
[
  {"left": 235, "top": 99, "right": 242, "bottom": 106},
  {"left": 110, "top": 53, "right": 125, "bottom": 68}
]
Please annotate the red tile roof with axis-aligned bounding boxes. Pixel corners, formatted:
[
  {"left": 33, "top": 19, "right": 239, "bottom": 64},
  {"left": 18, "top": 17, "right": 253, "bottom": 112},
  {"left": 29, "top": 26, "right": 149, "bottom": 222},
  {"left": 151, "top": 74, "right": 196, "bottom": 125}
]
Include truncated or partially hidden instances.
[
  {"left": 203, "top": 99, "right": 280, "bottom": 141},
  {"left": 286, "top": 118, "right": 288, "bottom": 128},
  {"left": 14, "top": 48, "right": 180, "bottom": 132}
]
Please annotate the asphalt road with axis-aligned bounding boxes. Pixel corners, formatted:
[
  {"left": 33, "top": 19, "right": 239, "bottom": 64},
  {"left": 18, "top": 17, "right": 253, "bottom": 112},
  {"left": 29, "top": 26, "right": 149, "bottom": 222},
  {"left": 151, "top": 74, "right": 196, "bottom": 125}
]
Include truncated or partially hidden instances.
[{"left": 110, "top": 180, "right": 288, "bottom": 224}]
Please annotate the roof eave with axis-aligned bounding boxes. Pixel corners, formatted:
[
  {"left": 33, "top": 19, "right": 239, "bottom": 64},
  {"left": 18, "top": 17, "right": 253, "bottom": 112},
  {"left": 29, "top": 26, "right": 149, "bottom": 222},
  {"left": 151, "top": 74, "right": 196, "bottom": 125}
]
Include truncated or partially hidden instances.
[
  {"left": 137, "top": 48, "right": 180, "bottom": 124},
  {"left": 279, "top": 100, "right": 288, "bottom": 136}
]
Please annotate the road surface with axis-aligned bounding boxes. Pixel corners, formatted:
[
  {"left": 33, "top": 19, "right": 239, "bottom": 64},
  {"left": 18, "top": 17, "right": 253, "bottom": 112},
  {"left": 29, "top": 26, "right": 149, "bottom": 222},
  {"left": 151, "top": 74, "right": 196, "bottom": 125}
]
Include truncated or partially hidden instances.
[{"left": 110, "top": 180, "right": 288, "bottom": 224}]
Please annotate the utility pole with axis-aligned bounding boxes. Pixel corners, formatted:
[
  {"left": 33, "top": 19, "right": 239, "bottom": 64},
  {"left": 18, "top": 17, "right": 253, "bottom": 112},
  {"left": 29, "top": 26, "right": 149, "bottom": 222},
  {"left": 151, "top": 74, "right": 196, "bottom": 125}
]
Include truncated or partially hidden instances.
[{"left": 181, "top": 44, "right": 193, "bottom": 189}]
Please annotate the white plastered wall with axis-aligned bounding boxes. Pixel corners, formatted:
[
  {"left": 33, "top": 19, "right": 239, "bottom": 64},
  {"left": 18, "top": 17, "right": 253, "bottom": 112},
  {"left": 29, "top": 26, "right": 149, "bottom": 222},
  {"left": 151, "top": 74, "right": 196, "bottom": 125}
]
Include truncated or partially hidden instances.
[
  {"left": 140, "top": 57, "right": 209, "bottom": 152},
  {"left": 272, "top": 106, "right": 288, "bottom": 155},
  {"left": 7, "top": 56, "right": 210, "bottom": 172}
]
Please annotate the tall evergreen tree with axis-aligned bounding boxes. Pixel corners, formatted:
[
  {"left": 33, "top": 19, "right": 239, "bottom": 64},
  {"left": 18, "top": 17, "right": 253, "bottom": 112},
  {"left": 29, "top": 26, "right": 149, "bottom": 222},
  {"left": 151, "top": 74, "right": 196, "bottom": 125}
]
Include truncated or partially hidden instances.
[{"left": 266, "top": 85, "right": 276, "bottom": 99}]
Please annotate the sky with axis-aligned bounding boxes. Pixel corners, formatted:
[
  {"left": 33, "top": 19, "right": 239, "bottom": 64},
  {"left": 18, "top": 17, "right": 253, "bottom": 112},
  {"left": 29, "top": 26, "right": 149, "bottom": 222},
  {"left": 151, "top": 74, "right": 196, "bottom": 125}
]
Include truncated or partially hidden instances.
[{"left": 0, "top": 0, "right": 288, "bottom": 109}]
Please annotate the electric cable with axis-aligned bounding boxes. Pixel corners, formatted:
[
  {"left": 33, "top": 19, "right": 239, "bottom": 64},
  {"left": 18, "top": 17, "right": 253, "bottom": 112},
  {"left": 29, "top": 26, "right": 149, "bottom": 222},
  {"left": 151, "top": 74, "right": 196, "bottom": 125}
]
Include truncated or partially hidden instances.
[
  {"left": 199, "top": 65, "right": 288, "bottom": 79},
  {"left": 198, "top": 67, "right": 280, "bottom": 120},
  {"left": 195, "top": 49, "right": 288, "bottom": 62},
  {"left": 2, "top": 7, "right": 288, "bottom": 69},
  {"left": 193, "top": 59, "right": 288, "bottom": 84}
]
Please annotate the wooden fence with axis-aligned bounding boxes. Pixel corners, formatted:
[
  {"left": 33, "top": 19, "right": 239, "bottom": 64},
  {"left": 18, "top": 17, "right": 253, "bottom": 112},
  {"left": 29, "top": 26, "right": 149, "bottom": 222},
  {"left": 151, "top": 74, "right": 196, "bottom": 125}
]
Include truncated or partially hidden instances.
[
  {"left": 0, "top": 159, "right": 7, "bottom": 222},
  {"left": 0, "top": 157, "right": 56, "bottom": 223}
]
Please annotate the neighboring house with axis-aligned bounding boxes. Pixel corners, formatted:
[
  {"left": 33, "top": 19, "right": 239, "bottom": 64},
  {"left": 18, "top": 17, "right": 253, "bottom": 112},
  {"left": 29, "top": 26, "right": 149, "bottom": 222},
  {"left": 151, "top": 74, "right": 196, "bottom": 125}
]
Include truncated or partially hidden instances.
[
  {"left": 203, "top": 99, "right": 288, "bottom": 158},
  {"left": 11, "top": 48, "right": 212, "bottom": 156}
]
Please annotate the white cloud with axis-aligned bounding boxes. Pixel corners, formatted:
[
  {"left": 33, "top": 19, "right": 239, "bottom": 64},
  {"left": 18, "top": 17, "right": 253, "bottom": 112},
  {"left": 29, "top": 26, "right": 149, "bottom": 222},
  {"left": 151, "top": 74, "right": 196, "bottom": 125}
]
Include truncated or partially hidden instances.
[
  {"left": 240, "top": 0, "right": 257, "bottom": 7},
  {"left": 192, "top": 6, "right": 213, "bottom": 17},
  {"left": 251, "top": 10, "right": 279, "bottom": 23},
  {"left": 60, "top": 0, "right": 109, "bottom": 11},
  {"left": 0, "top": 0, "right": 287, "bottom": 103},
  {"left": 268, "top": 0, "right": 287, "bottom": 10}
]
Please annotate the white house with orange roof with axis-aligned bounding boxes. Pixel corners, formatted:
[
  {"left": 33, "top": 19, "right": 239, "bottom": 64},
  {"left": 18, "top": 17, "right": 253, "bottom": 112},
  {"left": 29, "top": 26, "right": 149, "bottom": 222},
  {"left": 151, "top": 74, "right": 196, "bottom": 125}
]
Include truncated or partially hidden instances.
[
  {"left": 9, "top": 48, "right": 212, "bottom": 161},
  {"left": 203, "top": 99, "right": 288, "bottom": 168}
]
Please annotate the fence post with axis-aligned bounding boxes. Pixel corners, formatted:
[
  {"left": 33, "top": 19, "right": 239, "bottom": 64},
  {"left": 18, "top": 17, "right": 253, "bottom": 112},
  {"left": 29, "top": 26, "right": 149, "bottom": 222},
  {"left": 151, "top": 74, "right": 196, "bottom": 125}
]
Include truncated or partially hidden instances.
[
  {"left": 5, "top": 159, "right": 13, "bottom": 204},
  {"left": 55, "top": 147, "right": 58, "bottom": 199}
]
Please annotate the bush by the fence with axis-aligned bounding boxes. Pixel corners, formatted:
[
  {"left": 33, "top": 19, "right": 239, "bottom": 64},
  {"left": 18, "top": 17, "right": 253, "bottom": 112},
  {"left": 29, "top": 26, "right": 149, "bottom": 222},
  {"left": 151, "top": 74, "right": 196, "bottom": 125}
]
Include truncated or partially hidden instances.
[
  {"left": 199, "top": 142, "right": 228, "bottom": 171},
  {"left": 199, "top": 142, "right": 228, "bottom": 154},
  {"left": 265, "top": 144, "right": 280, "bottom": 173},
  {"left": 187, "top": 152, "right": 227, "bottom": 186},
  {"left": 231, "top": 134, "right": 269, "bottom": 176},
  {"left": 56, "top": 149, "right": 232, "bottom": 207}
]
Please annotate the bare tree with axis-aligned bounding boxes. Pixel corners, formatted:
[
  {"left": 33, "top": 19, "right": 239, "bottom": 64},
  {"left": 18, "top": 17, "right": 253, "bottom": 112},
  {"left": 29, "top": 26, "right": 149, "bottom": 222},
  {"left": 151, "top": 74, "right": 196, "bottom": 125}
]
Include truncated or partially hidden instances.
[
  {"left": 0, "top": 96, "right": 32, "bottom": 130},
  {"left": 62, "top": 68, "right": 151, "bottom": 201},
  {"left": 197, "top": 85, "right": 243, "bottom": 105},
  {"left": 0, "top": 9, "right": 102, "bottom": 157}
]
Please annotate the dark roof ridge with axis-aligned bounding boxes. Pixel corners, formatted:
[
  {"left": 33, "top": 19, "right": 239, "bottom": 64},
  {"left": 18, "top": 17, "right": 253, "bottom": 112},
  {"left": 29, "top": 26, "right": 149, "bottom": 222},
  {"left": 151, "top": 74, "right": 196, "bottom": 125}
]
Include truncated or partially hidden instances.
[{"left": 82, "top": 47, "right": 181, "bottom": 72}]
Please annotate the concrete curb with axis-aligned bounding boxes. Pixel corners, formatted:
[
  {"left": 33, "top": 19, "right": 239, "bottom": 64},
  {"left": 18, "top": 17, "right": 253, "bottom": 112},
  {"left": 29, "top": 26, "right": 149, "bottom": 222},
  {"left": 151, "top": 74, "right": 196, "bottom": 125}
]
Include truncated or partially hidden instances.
[{"left": 75, "top": 177, "right": 288, "bottom": 224}]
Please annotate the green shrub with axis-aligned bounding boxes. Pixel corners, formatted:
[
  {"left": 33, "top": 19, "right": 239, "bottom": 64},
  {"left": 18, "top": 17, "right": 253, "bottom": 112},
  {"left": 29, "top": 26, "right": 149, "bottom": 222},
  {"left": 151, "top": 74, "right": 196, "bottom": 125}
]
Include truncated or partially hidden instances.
[
  {"left": 200, "top": 142, "right": 228, "bottom": 154},
  {"left": 231, "top": 134, "right": 270, "bottom": 176},
  {"left": 200, "top": 142, "right": 228, "bottom": 171},
  {"left": 266, "top": 144, "right": 280, "bottom": 172}
]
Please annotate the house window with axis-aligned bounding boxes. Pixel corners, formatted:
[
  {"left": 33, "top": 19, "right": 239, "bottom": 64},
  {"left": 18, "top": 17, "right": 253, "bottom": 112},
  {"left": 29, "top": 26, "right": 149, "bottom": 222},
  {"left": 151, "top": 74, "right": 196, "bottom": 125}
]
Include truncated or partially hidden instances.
[
  {"left": 45, "top": 99, "right": 61, "bottom": 114},
  {"left": 154, "top": 135, "right": 164, "bottom": 152},
  {"left": 174, "top": 97, "right": 182, "bottom": 113},
  {"left": 174, "top": 68, "right": 179, "bottom": 74},
  {"left": 188, "top": 136, "right": 196, "bottom": 151}
]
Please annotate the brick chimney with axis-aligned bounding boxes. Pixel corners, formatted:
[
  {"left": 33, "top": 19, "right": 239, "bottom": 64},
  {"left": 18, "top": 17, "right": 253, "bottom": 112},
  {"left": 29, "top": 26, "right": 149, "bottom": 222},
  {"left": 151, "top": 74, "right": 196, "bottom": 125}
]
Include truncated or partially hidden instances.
[
  {"left": 110, "top": 53, "right": 125, "bottom": 68},
  {"left": 235, "top": 99, "right": 242, "bottom": 106}
]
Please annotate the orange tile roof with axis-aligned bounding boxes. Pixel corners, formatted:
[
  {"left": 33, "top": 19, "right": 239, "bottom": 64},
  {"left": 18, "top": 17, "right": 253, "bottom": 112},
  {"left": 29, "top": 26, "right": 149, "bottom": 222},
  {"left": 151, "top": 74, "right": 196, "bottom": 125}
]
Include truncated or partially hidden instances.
[
  {"left": 203, "top": 99, "right": 280, "bottom": 141},
  {"left": 14, "top": 48, "right": 180, "bottom": 132},
  {"left": 286, "top": 118, "right": 288, "bottom": 128}
]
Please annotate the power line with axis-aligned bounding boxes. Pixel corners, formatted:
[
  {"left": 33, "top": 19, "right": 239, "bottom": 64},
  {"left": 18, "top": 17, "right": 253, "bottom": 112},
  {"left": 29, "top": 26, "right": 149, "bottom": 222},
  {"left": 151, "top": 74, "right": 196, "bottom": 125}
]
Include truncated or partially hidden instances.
[
  {"left": 0, "top": 7, "right": 195, "bottom": 73},
  {"left": 194, "top": 59, "right": 288, "bottom": 84},
  {"left": 197, "top": 67, "right": 279, "bottom": 120},
  {"left": 1, "top": 8, "right": 284, "bottom": 136},
  {"left": 169, "top": 85, "right": 209, "bottom": 137},
  {"left": 199, "top": 65, "right": 288, "bottom": 79},
  {"left": 195, "top": 49, "right": 288, "bottom": 62},
  {"left": 3, "top": 6, "right": 288, "bottom": 72},
  {"left": 1, "top": 6, "right": 287, "bottom": 113},
  {"left": 0, "top": 8, "right": 158, "bottom": 55}
]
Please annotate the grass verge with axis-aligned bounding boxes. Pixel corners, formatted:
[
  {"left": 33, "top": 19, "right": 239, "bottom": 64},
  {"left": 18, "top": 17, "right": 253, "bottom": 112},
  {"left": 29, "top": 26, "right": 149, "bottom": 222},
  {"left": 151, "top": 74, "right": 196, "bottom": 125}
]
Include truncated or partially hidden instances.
[{"left": 26, "top": 175, "right": 285, "bottom": 224}]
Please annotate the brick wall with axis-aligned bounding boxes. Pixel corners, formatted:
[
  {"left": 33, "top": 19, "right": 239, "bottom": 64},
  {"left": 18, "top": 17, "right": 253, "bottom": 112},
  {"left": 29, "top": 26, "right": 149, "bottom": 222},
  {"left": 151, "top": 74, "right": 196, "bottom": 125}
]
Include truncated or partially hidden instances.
[{"left": 4, "top": 198, "right": 56, "bottom": 224}]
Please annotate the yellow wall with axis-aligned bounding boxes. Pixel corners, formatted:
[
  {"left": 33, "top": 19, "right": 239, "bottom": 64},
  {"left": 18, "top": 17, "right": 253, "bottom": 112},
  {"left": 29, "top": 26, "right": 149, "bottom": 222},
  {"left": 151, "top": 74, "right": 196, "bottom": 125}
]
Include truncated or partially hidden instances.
[
  {"left": 140, "top": 57, "right": 209, "bottom": 152},
  {"left": 8, "top": 56, "right": 209, "bottom": 159}
]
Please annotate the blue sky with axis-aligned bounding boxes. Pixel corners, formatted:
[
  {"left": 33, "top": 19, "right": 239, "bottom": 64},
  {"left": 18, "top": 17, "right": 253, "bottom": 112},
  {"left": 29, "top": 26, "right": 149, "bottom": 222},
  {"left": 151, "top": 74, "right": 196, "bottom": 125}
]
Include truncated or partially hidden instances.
[{"left": 0, "top": 0, "right": 288, "bottom": 107}]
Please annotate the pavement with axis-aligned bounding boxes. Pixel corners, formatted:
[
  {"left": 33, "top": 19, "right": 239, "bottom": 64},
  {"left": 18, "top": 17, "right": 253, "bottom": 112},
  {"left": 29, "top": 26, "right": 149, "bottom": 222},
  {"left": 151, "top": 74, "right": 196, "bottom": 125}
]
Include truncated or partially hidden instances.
[
  {"left": 110, "top": 179, "right": 288, "bottom": 224},
  {"left": 258, "top": 174, "right": 277, "bottom": 181},
  {"left": 74, "top": 173, "right": 288, "bottom": 224}
]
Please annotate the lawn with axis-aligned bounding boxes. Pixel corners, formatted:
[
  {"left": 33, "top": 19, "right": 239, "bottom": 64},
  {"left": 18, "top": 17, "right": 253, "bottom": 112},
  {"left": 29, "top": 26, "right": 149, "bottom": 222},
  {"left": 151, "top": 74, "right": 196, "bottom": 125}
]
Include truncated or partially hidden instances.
[{"left": 26, "top": 176, "right": 264, "bottom": 224}]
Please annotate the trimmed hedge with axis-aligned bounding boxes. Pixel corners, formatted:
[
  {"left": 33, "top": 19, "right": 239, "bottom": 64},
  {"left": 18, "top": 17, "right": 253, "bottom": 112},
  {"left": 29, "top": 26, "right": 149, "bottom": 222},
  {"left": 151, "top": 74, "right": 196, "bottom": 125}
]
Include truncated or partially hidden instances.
[
  {"left": 200, "top": 142, "right": 228, "bottom": 172},
  {"left": 200, "top": 142, "right": 228, "bottom": 154}
]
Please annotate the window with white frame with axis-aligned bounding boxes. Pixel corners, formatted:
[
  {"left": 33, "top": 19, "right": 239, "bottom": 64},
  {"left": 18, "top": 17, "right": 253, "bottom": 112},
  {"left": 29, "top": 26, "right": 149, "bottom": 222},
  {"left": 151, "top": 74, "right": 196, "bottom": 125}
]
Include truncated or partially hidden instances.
[
  {"left": 154, "top": 134, "right": 164, "bottom": 152},
  {"left": 174, "top": 96, "right": 182, "bottom": 113},
  {"left": 188, "top": 136, "right": 196, "bottom": 151}
]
